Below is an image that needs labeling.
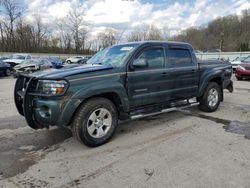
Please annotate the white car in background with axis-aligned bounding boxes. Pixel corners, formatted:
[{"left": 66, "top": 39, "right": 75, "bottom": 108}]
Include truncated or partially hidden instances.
[
  {"left": 230, "top": 56, "right": 247, "bottom": 71},
  {"left": 66, "top": 56, "right": 84, "bottom": 64},
  {"left": 3, "top": 53, "right": 32, "bottom": 67}
]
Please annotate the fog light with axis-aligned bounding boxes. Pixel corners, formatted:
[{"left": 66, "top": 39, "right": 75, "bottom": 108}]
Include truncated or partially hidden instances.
[{"left": 39, "top": 106, "right": 51, "bottom": 118}]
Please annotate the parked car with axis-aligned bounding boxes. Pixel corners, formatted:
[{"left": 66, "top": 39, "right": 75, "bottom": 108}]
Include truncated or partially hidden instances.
[
  {"left": 13, "top": 58, "right": 52, "bottom": 76},
  {"left": 3, "top": 53, "right": 32, "bottom": 67},
  {"left": 235, "top": 56, "right": 250, "bottom": 80},
  {"left": 230, "top": 56, "right": 247, "bottom": 71},
  {"left": 0, "top": 56, "right": 8, "bottom": 61},
  {"left": 66, "top": 56, "right": 85, "bottom": 64},
  {"left": 14, "top": 41, "right": 233, "bottom": 147},
  {"left": 46, "top": 57, "right": 64, "bottom": 68},
  {"left": 0, "top": 60, "right": 12, "bottom": 76},
  {"left": 76, "top": 56, "right": 92, "bottom": 64}
]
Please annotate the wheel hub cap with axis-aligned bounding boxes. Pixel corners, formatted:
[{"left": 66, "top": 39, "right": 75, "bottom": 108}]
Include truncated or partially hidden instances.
[
  {"left": 208, "top": 88, "right": 218, "bottom": 107},
  {"left": 87, "top": 108, "right": 112, "bottom": 138}
]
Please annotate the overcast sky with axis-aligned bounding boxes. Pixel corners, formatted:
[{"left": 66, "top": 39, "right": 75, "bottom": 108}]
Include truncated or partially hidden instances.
[{"left": 11, "top": 0, "right": 250, "bottom": 36}]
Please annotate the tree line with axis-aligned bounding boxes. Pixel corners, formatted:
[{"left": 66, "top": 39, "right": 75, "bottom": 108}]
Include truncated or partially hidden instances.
[
  {"left": 0, "top": 0, "right": 249, "bottom": 54},
  {"left": 172, "top": 9, "right": 250, "bottom": 52}
]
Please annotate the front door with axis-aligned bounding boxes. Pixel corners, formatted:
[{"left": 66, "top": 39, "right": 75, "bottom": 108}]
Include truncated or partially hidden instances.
[{"left": 127, "top": 46, "right": 173, "bottom": 108}]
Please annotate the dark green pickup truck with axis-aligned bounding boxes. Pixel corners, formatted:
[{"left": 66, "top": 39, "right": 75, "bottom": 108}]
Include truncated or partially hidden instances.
[{"left": 14, "top": 41, "right": 233, "bottom": 147}]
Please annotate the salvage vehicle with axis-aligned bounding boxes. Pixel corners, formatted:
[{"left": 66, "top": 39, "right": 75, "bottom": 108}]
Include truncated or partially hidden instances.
[
  {"left": 46, "top": 57, "right": 64, "bottom": 68},
  {"left": 3, "top": 53, "right": 32, "bottom": 67},
  {"left": 235, "top": 56, "right": 250, "bottom": 80},
  {"left": 13, "top": 59, "right": 52, "bottom": 76},
  {"left": 14, "top": 41, "right": 233, "bottom": 147},
  {"left": 0, "top": 60, "right": 12, "bottom": 76}
]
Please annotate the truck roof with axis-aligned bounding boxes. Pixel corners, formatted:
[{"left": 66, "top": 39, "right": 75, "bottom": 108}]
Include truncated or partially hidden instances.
[{"left": 113, "top": 41, "right": 193, "bottom": 49}]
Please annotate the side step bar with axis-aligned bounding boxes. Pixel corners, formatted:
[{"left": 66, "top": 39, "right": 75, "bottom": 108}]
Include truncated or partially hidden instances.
[{"left": 130, "top": 102, "right": 199, "bottom": 120}]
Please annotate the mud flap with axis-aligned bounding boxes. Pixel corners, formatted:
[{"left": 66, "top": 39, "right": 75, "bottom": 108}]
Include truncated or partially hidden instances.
[{"left": 226, "top": 80, "right": 233, "bottom": 93}]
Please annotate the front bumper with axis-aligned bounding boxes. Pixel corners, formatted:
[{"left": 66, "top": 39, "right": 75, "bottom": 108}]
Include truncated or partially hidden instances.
[{"left": 14, "top": 75, "right": 80, "bottom": 129}]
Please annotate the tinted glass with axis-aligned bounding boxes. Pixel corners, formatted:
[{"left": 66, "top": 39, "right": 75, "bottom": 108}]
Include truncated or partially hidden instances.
[
  {"left": 137, "top": 48, "right": 165, "bottom": 69},
  {"left": 169, "top": 48, "right": 192, "bottom": 66}
]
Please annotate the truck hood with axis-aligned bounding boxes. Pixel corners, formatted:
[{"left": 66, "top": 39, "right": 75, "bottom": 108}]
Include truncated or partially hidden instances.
[{"left": 30, "top": 64, "right": 113, "bottom": 78}]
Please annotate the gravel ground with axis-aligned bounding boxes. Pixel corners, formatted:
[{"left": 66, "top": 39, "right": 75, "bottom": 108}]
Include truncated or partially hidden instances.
[{"left": 0, "top": 76, "right": 250, "bottom": 188}]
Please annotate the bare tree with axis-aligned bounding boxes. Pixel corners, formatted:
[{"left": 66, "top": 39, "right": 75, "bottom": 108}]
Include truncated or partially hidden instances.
[
  {"left": 66, "top": 1, "right": 86, "bottom": 53},
  {"left": 1, "top": 0, "right": 22, "bottom": 51},
  {"left": 97, "top": 28, "right": 120, "bottom": 49},
  {"left": 147, "top": 24, "right": 162, "bottom": 40},
  {"left": 32, "top": 15, "right": 48, "bottom": 51},
  {"left": 127, "top": 24, "right": 162, "bottom": 42}
]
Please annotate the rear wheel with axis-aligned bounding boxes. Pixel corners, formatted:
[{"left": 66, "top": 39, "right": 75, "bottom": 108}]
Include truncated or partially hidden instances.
[
  {"left": 71, "top": 97, "right": 118, "bottom": 147},
  {"left": 67, "top": 60, "right": 71, "bottom": 64},
  {"left": 198, "top": 82, "right": 221, "bottom": 112},
  {"left": 5, "top": 69, "right": 11, "bottom": 76}
]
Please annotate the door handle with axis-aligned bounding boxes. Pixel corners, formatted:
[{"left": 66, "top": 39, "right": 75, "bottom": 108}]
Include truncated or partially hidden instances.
[{"left": 161, "top": 72, "right": 168, "bottom": 77}]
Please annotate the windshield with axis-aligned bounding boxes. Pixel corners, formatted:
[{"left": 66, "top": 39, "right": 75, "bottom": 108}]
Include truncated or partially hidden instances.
[
  {"left": 9, "top": 54, "right": 25, "bottom": 60},
  {"left": 87, "top": 44, "right": 139, "bottom": 67}
]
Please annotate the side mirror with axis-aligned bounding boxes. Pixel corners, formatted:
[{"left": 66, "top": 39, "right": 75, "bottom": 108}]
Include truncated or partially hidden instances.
[{"left": 132, "top": 58, "right": 148, "bottom": 69}]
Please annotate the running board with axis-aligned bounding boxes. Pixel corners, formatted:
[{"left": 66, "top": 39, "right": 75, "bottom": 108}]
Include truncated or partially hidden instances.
[{"left": 130, "top": 102, "right": 199, "bottom": 120}]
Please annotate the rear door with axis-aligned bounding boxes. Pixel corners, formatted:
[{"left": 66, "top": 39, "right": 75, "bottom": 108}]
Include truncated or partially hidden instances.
[
  {"left": 167, "top": 46, "right": 199, "bottom": 99},
  {"left": 127, "top": 45, "right": 171, "bottom": 108}
]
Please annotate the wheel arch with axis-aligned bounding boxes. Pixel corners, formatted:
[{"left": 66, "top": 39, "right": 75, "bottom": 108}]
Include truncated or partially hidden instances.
[
  {"left": 198, "top": 76, "right": 224, "bottom": 102},
  {"left": 62, "top": 91, "right": 129, "bottom": 127}
]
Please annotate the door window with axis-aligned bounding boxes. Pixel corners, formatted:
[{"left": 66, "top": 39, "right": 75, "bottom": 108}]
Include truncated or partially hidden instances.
[
  {"left": 134, "top": 48, "right": 165, "bottom": 69},
  {"left": 168, "top": 48, "right": 192, "bottom": 67}
]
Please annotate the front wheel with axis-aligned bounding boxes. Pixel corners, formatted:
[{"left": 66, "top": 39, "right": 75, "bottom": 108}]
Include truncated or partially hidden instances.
[
  {"left": 198, "top": 82, "right": 221, "bottom": 112},
  {"left": 71, "top": 97, "right": 118, "bottom": 147}
]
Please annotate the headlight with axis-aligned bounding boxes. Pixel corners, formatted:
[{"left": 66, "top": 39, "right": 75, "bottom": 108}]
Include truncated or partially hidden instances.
[
  {"left": 237, "top": 65, "right": 245, "bottom": 70},
  {"left": 37, "top": 80, "right": 68, "bottom": 95}
]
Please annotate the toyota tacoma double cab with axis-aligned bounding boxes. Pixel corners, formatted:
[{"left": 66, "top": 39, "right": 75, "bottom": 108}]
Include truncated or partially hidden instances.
[{"left": 14, "top": 41, "right": 233, "bottom": 147}]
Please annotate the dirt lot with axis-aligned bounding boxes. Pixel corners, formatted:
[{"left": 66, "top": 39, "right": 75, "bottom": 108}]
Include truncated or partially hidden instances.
[{"left": 0, "top": 76, "right": 250, "bottom": 188}]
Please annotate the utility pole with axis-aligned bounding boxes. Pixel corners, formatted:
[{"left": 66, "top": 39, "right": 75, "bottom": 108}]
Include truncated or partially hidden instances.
[{"left": 219, "top": 32, "right": 224, "bottom": 52}]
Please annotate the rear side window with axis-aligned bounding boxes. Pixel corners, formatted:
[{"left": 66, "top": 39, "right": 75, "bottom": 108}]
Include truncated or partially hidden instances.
[
  {"left": 168, "top": 48, "right": 192, "bottom": 66},
  {"left": 137, "top": 48, "right": 165, "bottom": 69}
]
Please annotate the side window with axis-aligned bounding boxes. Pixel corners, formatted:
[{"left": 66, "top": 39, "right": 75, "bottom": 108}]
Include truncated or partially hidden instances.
[
  {"left": 26, "top": 55, "right": 31, "bottom": 60},
  {"left": 168, "top": 48, "right": 192, "bottom": 67},
  {"left": 134, "top": 48, "right": 165, "bottom": 69}
]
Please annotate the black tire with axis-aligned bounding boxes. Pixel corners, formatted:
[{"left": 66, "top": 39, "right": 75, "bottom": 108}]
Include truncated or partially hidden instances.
[
  {"left": 198, "top": 82, "right": 221, "bottom": 112},
  {"left": 236, "top": 76, "right": 242, "bottom": 81},
  {"left": 67, "top": 60, "right": 71, "bottom": 64},
  {"left": 71, "top": 97, "right": 118, "bottom": 147},
  {"left": 5, "top": 69, "right": 11, "bottom": 76}
]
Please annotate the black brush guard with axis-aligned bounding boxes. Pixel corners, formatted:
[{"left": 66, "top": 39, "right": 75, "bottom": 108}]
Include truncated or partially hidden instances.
[{"left": 14, "top": 75, "right": 44, "bottom": 129}]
